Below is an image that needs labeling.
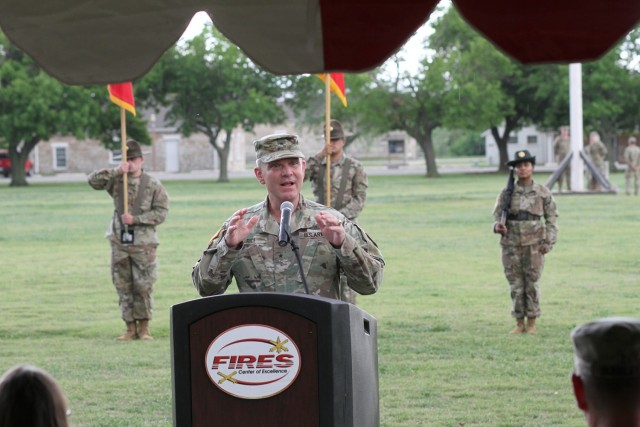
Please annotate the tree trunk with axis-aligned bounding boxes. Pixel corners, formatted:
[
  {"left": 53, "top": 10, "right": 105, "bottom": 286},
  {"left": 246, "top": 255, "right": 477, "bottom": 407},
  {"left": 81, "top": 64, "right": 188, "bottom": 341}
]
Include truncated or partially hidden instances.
[
  {"left": 418, "top": 133, "right": 440, "bottom": 177},
  {"left": 8, "top": 138, "right": 38, "bottom": 187},
  {"left": 493, "top": 127, "right": 510, "bottom": 173},
  {"left": 492, "top": 118, "right": 519, "bottom": 173},
  {"left": 9, "top": 165, "right": 28, "bottom": 186},
  {"left": 210, "top": 131, "right": 232, "bottom": 183}
]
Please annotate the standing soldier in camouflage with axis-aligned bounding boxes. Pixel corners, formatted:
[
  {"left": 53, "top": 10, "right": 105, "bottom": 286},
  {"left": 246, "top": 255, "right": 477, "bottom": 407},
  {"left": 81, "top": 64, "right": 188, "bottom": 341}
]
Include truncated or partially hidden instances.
[
  {"left": 624, "top": 137, "right": 640, "bottom": 196},
  {"left": 89, "top": 140, "right": 169, "bottom": 341},
  {"left": 192, "top": 133, "right": 384, "bottom": 300},
  {"left": 304, "top": 120, "right": 368, "bottom": 304},
  {"left": 553, "top": 126, "right": 571, "bottom": 192},
  {"left": 493, "top": 150, "right": 558, "bottom": 335},
  {"left": 586, "top": 131, "right": 608, "bottom": 191}
]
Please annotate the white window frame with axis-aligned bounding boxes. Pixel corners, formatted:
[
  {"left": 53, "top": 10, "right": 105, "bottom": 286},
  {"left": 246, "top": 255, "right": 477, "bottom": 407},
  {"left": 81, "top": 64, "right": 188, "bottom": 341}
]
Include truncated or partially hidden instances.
[
  {"left": 51, "top": 142, "right": 68, "bottom": 170},
  {"left": 109, "top": 149, "right": 123, "bottom": 164}
]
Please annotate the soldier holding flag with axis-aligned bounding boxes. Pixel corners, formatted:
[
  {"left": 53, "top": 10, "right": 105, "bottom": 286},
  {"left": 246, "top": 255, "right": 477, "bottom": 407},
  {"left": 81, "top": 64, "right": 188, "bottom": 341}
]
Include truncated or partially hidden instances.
[
  {"left": 304, "top": 120, "right": 368, "bottom": 304},
  {"left": 89, "top": 140, "right": 169, "bottom": 341},
  {"left": 304, "top": 74, "right": 368, "bottom": 304},
  {"left": 88, "top": 83, "right": 169, "bottom": 341}
]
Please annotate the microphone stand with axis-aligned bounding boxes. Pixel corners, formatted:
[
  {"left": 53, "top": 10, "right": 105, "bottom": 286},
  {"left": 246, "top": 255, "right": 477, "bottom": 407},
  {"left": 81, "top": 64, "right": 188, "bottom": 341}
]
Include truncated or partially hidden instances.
[{"left": 282, "top": 232, "right": 310, "bottom": 295}]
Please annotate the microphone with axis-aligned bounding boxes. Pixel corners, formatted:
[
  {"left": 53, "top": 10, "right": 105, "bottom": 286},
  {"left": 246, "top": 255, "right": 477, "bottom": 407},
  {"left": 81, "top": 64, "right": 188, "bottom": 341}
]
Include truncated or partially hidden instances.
[{"left": 278, "top": 201, "right": 294, "bottom": 247}]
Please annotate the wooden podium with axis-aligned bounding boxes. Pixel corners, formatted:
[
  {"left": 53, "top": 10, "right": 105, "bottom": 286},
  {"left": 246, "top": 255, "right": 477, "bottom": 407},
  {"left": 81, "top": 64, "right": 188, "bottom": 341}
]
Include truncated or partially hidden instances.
[{"left": 171, "top": 293, "right": 379, "bottom": 427}]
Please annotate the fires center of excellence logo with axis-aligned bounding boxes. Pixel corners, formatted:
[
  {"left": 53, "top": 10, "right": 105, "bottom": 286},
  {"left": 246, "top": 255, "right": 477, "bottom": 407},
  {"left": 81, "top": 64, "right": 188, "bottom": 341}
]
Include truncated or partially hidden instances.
[{"left": 205, "top": 324, "right": 302, "bottom": 399}]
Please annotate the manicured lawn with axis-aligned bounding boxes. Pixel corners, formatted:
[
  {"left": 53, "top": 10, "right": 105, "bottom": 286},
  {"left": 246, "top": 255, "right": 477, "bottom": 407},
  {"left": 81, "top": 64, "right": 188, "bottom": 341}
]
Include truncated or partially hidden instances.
[{"left": 0, "top": 171, "right": 634, "bottom": 426}]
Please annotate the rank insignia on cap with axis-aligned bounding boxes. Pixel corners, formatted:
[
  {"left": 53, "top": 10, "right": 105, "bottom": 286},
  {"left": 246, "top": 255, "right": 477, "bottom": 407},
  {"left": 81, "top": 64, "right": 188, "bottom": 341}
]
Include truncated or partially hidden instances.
[{"left": 518, "top": 151, "right": 525, "bottom": 158}]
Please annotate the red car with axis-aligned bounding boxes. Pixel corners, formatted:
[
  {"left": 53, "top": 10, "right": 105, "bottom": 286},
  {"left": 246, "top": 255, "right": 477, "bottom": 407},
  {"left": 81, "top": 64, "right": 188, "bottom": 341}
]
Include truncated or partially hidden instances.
[{"left": 0, "top": 149, "right": 33, "bottom": 177}]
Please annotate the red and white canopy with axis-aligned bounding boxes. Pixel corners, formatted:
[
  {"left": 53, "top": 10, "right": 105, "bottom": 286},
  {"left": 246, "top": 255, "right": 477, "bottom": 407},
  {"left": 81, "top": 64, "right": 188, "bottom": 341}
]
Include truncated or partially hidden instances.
[{"left": 0, "top": 0, "right": 637, "bottom": 85}]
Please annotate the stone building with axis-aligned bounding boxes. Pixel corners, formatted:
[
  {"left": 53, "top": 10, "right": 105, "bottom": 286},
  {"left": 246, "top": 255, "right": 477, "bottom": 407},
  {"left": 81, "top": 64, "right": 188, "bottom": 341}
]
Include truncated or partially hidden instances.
[{"left": 28, "top": 108, "right": 418, "bottom": 176}]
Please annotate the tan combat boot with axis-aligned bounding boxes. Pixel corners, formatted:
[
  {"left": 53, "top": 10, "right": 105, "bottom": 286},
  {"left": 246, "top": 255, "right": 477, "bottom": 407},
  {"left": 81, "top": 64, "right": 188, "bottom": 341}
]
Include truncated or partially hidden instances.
[
  {"left": 116, "top": 321, "right": 137, "bottom": 341},
  {"left": 526, "top": 317, "right": 537, "bottom": 334},
  {"left": 510, "top": 318, "right": 526, "bottom": 334},
  {"left": 137, "top": 319, "right": 153, "bottom": 340}
]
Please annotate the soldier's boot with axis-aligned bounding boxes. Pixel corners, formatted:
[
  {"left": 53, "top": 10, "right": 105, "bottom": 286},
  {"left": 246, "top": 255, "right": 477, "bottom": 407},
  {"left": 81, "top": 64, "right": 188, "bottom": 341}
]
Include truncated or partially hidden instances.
[
  {"left": 137, "top": 320, "right": 153, "bottom": 340},
  {"left": 116, "top": 321, "right": 137, "bottom": 341},
  {"left": 510, "top": 318, "right": 526, "bottom": 334},
  {"left": 526, "top": 317, "right": 537, "bottom": 335}
]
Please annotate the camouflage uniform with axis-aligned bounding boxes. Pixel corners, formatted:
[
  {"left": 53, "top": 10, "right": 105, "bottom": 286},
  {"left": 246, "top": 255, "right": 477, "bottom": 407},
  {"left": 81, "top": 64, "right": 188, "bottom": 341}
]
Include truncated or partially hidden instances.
[
  {"left": 624, "top": 142, "right": 640, "bottom": 195},
  {"left": 493, "top": 181, "right": 558, "bottom": 319},
  {"left": 88, "top": 168, "right": 169, "bottom": 322},
  {"left": 192, "top": 195, "right": 384, "bottom": 299},
  {"left": 305, "top": 152, "right": 368, "bottom": 221},
  {"left": 553, "top": 134, "right": 571, "bottom": 191},
  {"left": 305, "top": 152, "right": 368, "bottom": 304},
  {"left": 586, "top": 139, "right": 608, "bottom": 191}
]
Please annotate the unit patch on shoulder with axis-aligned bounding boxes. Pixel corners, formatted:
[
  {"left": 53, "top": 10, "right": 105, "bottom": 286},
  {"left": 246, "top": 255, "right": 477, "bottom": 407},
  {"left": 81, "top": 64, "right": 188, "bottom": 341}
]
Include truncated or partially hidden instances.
[{"left": 208, "top": 227, "right": 223, "bottom": 246}]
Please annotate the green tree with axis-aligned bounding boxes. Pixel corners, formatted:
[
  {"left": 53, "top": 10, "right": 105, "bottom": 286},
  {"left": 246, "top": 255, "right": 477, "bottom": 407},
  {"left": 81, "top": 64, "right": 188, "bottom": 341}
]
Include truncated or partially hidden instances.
[
  {"left": 581, "top": 27, "right": 640, "bottom": 166},
  {"left": 140, "top": 25, "right": 286, "bottom": 182},
  {"left": 359, "top": 56, "right": 450, "bottom": 177},
  {"left": 284, "top": 73, "right": 369, "bottom": 148},
  {"left": 0, "top": 33, "right": 149, "bottom": 186},
  {"left": 431, "top": 8, "right": 565, "bottom": 172}
]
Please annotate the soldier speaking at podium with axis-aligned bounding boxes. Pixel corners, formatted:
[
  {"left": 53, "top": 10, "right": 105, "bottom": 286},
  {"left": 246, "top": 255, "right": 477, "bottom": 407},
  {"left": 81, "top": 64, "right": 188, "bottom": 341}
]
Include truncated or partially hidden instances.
[{"left": 192, "top": 133, "right": 384, "bottom": 300}]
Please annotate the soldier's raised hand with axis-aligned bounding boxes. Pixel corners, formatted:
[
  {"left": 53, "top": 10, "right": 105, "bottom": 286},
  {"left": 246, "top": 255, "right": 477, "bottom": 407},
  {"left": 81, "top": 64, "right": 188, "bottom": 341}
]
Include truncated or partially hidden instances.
[
  {"left": 224, "top": 208, "right": 259, "bottom": 249},
  {"left": 316, "top": 212, "right": 346, "bottom": 248}
]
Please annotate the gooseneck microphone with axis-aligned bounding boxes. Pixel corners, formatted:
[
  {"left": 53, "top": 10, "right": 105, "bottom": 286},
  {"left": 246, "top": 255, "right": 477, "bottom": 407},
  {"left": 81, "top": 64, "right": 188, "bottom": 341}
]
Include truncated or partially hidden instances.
[{"left": 278, "top": 201, "right": 294, "bottom": 247}]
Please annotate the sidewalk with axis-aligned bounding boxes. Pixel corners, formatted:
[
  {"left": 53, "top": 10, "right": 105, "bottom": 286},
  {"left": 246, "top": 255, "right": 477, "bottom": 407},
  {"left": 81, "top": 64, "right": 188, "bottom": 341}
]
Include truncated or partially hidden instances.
[{"left": 4, "top": 161, "right": 556, "bottom": 184}]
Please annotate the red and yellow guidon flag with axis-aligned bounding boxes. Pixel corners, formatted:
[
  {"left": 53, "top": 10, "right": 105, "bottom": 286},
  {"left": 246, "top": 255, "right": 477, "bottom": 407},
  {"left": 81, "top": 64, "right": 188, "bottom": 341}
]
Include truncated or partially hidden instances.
[
  {"left": 316, "top": 73, "right": 347, "bottom": 107},
  {"left": 107, "top": 82, "right": 136, "bottom": 116}
]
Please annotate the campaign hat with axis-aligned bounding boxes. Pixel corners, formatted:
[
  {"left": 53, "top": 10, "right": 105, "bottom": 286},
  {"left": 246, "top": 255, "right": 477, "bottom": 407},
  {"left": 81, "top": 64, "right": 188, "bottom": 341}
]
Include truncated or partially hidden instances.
[{"left": 506, "top": 149, "right": 536, "bottom": 167}]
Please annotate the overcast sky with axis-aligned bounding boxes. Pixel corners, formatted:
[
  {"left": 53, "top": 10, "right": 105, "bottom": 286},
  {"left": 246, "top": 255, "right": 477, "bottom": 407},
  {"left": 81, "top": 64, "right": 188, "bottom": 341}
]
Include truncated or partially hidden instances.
[{"left": 178, "top": 4, "right": 451, "bottom": 74}]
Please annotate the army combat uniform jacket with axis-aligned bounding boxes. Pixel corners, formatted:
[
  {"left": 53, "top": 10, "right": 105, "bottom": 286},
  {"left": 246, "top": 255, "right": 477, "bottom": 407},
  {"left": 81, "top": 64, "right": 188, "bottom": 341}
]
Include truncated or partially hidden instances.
[
  {"left": 305, "top": 153, "right": 368, "bottom": 220},
  {"left": 493, "top": 181, "right": 558, "bottom": 249},
  {"left": 624, "top": 145, "right": 640, "bottom": 171},
  {"left": 88, "top": 168, "right": 169, "bottom": 245},
  {"left": 192, "top": 195, "right": 384, "bottom": 300},
  {"left": 493, "top": 180, "right": 558, "bottom": 319}
]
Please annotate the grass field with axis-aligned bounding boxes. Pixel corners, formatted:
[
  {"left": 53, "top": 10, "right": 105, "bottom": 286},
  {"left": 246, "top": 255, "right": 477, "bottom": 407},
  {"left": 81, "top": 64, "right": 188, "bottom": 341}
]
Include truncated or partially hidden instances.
[{"left": 0, "top": 170, "right": 637, "bottom": 426}]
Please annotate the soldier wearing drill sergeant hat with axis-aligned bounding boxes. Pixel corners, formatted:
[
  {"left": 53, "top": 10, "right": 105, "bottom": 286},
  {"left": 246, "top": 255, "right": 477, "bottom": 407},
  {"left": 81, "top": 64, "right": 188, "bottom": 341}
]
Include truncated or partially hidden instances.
[
  {"left": 304, "top": 120, "right": 369, "bottom": 304},
  {"left": 492, "top": 149, "right": 558, "bottom": 334},
  {"left": 571, "top": 317, "right": 640, "bottom": 426},
  {"left": 88, "top": 139, "right": 169, "bottom": 341},
  {"left": 192, "top": 133, "right": 384, "bottom": 301}
]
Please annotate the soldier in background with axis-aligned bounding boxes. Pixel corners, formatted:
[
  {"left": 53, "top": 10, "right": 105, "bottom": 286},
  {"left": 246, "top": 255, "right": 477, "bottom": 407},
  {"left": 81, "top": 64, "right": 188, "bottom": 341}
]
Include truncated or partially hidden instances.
[
  {"left": 624, "top": 137, "right": 640, "bottom": 196},
  {"left": 89, "top": 140, "right": 169, "bottom": 341},
  {"left": 192, "top": 133, "right": 384, "bottom": 301},
  {"left": 492, "top": 150, "right": 558, "bottom": 335},
  {"left": 304, "top": 120, "right": 368, "bottom": 304},
  {"left": 586, "top": 131, "right": 608, "bottom": 191},
  {"left": 571, "top": 317, "right": 640, "bottom": 426},
  {"left": 553, "top": 126, "right": 571, "bottom": 192}
]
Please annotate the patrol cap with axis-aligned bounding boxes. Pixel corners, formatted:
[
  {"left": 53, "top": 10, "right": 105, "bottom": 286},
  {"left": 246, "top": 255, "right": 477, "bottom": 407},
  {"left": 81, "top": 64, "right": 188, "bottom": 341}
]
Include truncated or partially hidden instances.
[
  {"left": 572, "top": 317, "right": 640, "bottom": 384},
  {"left": 506, "top": 149, "right": 536, "bottom": 167},
  {"left": 254, "top": 134, "right": 305, "bottom": 163},
  {"left": 125, "top": 139, "right": 144, "bottom": 160}
]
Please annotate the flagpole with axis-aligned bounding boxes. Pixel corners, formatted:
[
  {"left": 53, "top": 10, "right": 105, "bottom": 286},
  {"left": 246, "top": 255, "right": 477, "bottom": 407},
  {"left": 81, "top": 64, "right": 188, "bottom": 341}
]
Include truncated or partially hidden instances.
[
  {"left": 325, "top": 74, "right": 332, "bottom": 207},
  {"left": 120, "top": 107, "right": 128, "bottom": 216}
]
